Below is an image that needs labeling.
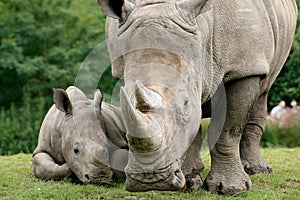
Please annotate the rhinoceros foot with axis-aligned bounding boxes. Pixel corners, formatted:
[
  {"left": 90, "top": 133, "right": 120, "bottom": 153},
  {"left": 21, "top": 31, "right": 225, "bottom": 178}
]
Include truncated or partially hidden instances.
[
  {"left": 184, "top": 169, "right": 203, "bottom": 190},
  {"left": 242, "top": 159, "right": 273, "bottom": 175},
  {"left": 203, "top": 168, "right": 252, "bottom": 196},
  {"left": 240, "top": 126, "right": 273, "bottom": 175},
  {"left": 244, "top": 165, "right": 272, "bottom": 175},
  {"left": 240, "top": 142, "right": 273, "bottom": 175}
]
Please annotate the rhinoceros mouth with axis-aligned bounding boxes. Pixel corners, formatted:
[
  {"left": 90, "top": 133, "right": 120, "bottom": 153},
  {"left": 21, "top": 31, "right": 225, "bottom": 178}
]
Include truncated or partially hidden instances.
[
  {"left": 81, "top": 166, "right": 113, "bottom": 185},
  {"left": 125, "top": 160, "right": 185, "bottom": 191},
  {"left": 88, "top": 173, "right": 113, "bottom": 186}
]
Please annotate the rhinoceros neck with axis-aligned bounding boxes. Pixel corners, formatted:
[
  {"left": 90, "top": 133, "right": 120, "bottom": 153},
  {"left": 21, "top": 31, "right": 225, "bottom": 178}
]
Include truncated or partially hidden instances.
[
  {"left": 101, "top": 102, "right": 128, "bottom": 149},
  {"left": 33, "top": 104, "right": 65, "bottom": 164}
]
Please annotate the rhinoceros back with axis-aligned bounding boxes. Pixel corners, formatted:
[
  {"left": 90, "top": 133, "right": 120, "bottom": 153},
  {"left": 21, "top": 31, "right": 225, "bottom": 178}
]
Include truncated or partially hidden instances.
[
  {"left": 65, "top": 86, "right": 89, "bottom": 103},
  {"left": 262, "top": 0, "right": 298, "bottom": 89},
  {"left": 200, "top": 0, "right": 297, "bottom": 96}
]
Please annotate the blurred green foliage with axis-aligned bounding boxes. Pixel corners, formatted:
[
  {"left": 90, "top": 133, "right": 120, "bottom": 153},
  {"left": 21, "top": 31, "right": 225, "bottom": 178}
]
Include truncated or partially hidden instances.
[
  {"left": 0, "top": 0, "right": 300, "bottom": 154},
  {"left": 0, "top": 0, "right": 114, "bottom": 154},
  {"left": 268, "top": 0, "right": 300, "bottom": 109},
  {"left": 262, "top": 114, "right": 300, "bottom": 148}
]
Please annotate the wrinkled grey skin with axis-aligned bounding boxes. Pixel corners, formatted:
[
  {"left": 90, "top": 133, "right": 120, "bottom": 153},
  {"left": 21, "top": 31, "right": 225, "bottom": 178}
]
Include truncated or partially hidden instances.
[
  {"left": 99, "top": 0, "right": 297, "bottom": 195},
  {"left": 32, "top": 86, "right": 128, "bottom": 184}
]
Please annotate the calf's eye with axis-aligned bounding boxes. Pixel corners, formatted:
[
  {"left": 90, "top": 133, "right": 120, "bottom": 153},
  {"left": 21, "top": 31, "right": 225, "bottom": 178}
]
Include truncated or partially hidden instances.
[{"left": 73, "top": 147, "right": 79, "bottom": 154}]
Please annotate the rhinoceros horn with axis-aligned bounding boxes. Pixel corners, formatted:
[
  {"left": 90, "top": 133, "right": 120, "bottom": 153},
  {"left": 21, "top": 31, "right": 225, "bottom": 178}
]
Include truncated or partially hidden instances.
[
  {"left": 120, "top": 86, "right": 148, "bottom": 135},
  {"left": 120, "top": 82, "right": 163, "bottom": 153},
  {"left": 135, "top": 80, "right": 163, "bottom": 112}
]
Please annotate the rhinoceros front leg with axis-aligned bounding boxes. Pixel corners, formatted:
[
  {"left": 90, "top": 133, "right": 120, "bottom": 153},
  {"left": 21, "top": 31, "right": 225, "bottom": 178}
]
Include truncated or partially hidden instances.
[
  {"left": 181, "top": 126, "right": 204, "bottom": 190},
  {"left": 32, "top": 152, "right": 73, "bottom": 180},
  {"left": 204, "top": 77, "right": 261, "bottom": 195},
  {"left": 240, "top": 92, "right": 272, "bottom": 174}
]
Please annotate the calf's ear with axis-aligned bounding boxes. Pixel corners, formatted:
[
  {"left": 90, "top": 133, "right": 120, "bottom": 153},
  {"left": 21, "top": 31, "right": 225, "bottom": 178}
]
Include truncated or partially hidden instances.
[
  {"left": 53, "top": 88, "right": 73, "bottom": 115},
  {"left": 98, "top": 0, "right": 134, "bottom": 19},
  {"left": 93, "top": 89, "right": 103, "bottom": 110}
]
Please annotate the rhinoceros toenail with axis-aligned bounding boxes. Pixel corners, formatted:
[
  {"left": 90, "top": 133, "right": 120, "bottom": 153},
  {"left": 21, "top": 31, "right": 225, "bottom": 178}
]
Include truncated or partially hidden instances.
[
  {"left": 218, "top": 182, "right": 223, "bottom": 191},
  {"left": 245, "top": 181, "right": 250, "bottom": 190}
]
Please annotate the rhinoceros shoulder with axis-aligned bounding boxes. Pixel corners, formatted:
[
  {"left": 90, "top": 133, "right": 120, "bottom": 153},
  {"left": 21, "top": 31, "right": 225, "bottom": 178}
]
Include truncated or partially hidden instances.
[{"left": 33, "top": 104, "right": 65, "bottom": 164}]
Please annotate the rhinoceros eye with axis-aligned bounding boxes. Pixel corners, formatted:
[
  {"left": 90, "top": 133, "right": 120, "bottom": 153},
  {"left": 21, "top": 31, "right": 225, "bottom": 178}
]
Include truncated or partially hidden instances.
[
  {"left": 184, "top": 99, "right": 189, "bottom": 106},
  {"left": 73, "top": 147, "right": 79, "bottom": 155}
]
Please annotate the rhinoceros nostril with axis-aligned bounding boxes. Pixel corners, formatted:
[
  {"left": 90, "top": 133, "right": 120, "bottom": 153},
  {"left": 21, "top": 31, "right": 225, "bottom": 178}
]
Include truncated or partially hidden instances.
[
  {"left": 84, "top": 174, "right": 90, "bottom": 183},
  {"left": 173, "top": 170, "right": 184, "bottom": 188}
]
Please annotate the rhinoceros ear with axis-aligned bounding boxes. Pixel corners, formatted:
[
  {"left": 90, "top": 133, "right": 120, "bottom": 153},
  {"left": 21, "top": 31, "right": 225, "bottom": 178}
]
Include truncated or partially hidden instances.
[
  {"left": 53, "top": 88, "right": 73, "bottom": 115},
  {"left": 98, "top": 0, "right": 134, "bottom": 19},
  {"left": 177, "top": 0, "right": 213, "bottom": 16},
  {"left": 93, "top": 89, "right": 103, "bottom": 110}
]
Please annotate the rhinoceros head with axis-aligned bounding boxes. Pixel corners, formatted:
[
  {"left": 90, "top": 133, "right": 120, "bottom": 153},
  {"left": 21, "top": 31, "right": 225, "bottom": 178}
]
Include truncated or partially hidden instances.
[
  {"left": 53, "top": 88, "right": 113, "bottom": 185},
  {"left": 120, "top": 77, "right": 201, "bottom": 191},
  {"left": 99, "top": 0, "right": 211, "bottom": 191}
]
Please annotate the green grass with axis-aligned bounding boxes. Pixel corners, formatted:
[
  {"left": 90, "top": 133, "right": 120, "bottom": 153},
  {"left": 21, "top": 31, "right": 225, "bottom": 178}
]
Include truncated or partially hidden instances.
[{"left": 0, "top": 148, "right": 299, "bottom": 199}]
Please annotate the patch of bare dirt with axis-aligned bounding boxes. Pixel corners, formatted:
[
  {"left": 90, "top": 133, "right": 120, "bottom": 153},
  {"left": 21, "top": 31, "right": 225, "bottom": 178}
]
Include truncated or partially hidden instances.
[{"left": 286, "top": 178, "right": 300, "bottom": 187}]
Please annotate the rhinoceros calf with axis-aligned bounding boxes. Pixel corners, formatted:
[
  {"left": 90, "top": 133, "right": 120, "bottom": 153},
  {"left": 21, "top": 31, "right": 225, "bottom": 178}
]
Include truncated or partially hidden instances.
[
  {"left": 32, "top": 86, "right": 128, "bottom": 184},
  {"left": 99, "top": 0, "right": 297, "bottom": 195}
]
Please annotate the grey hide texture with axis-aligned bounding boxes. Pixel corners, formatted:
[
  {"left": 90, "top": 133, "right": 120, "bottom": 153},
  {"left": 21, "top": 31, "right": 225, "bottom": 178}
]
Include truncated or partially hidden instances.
[{"left": 99, "top": 0, "right": 297, "bottom": 195}]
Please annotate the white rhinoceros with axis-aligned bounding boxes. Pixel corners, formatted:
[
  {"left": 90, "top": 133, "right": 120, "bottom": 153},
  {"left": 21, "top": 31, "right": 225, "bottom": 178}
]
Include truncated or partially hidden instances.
[
  {"left": 32, "top": 86, "right": 128, "bottom": 184},
  {"left": 98, "top": 0, "right": 298, "bottom": 195}
]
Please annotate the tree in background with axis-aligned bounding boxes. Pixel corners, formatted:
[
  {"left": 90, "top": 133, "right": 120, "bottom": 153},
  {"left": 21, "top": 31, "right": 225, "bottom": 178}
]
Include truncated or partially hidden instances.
[
  {"left": 0, "top": 0, "right": 108, "bottom": 154},
  {"left": 0, "top": 0, "right": 107, "bottom": 108}
]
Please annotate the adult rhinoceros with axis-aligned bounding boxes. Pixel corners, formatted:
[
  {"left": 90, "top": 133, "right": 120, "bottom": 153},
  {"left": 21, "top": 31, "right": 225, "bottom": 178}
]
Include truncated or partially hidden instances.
[
  {"left": 99, "top": 0, "right": 297, "bottom": 195},
  {"left": 32, "top": 86, "right": 128, "bottom": 184}
]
